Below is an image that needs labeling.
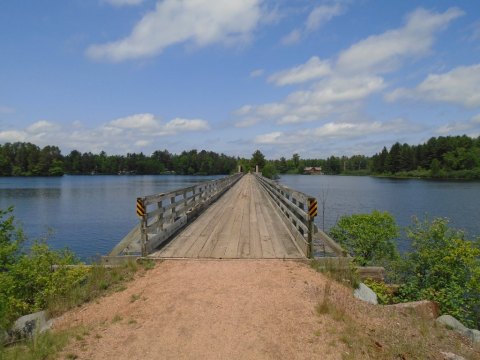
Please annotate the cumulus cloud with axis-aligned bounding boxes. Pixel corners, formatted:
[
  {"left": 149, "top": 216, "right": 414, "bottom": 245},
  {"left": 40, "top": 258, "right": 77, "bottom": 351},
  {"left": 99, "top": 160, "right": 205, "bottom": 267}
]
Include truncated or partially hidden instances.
[
  {"left": 386, "top": 64, "right": 480, "bottom": 108},
  {"left": 282, "top": 4, "right": 344, "bottom": 45},
  {"left": 268, "top": 56, "right": 331, "bottom": 86},
  {"left": 103, "top": 0, "right": 144, "bottom": 6},
  {"left": 26, "top": 120, "right": 58, "bottom": 133},
  {"left": 235, "top": 6, "right": 463, "bottom": 129},
  {"left": 436, "top": 114, "right": 480, "bottom": 135},
  {"left": 237, "top": 75, "right": 384, "bottom": 125},
  {"left": 337, "top": 7, "right": 464, "bottom": 74},
  {"left": 87, "top": 0, "right": 262, "bottom": 62},
  {"left": 305, "top": 4, "right": 344, "bottom": 32},
  {"left": 254, "top": 118, "right": 415, "bottom": 144},
  {"left": 0, "top": 114, "right": 210, "bottom": 153},
  {"left": 163, "top": 118, "right": 209, "bottom": 133},
  {"left": 0, "top": 130, "right": 27, "bottom": 142},
  {"left": 109, "top": 113, "right": 161, "bottom": 131}
]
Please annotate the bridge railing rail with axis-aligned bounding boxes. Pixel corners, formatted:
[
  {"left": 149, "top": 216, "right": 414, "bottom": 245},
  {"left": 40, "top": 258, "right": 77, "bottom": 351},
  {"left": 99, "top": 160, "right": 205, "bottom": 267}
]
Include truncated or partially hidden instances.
[
  {"left": 109, "top": 173, "right": 243, "bottom": 256},
  {"left": 138, "top": 172, "right": 243, "bottom": 255},
  {"left": 253, "top": 173, "right": 347, "bottom": 258}
]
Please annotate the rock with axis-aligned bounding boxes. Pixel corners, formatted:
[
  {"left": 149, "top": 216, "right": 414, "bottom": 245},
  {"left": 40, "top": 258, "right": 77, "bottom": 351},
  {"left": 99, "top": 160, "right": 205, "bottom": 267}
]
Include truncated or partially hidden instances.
[
  {"left": 440, "top": 351, "right": 466, "bottom": 360},
  {"left": 466, "top": 328, "right": 480, "bottom": 344},
  {"left": 388, "top": 300, "right": 439, "bottom": 319},
  {"left": 354, "top": 283, "right": 378, "bottom": 305},
  {"left": 436, "top": 315, "right": 468, "bottom": 332},
  {"left": 436, "top": 315, "right": 480, "bottom": 344},
  {"left": 5, "top": 311, "right": 51, "bottom": 343}
]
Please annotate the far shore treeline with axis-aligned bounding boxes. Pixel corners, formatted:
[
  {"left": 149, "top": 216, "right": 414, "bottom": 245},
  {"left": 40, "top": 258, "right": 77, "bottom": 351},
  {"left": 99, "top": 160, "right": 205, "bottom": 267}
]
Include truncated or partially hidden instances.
[{"left": 0, "top": 134, "right": 480, "bottom": 179}]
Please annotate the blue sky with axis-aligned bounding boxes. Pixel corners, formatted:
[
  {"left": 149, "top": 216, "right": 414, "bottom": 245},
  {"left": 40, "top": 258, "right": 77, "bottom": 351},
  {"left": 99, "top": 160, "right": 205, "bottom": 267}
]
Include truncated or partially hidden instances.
[{"left": 1, "top": 0, "right": 479, "bottom": 159}]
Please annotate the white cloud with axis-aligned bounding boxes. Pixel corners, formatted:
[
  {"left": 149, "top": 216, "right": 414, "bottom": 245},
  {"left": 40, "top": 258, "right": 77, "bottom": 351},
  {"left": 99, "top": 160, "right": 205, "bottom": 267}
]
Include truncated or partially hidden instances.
[
  {"left": 282, "top": 4, "right": 344, "bottom": 45},
  {"left": 306, "top": 4, "right": 343, "bottom": 31},
  {"left": 436, "top": 114, "right": 480, "bottom": 135},
  {"left": 337, "top": 7, "right": 464, "bottom": 74},
  {"left": 103, "top": 0, "right": 144, "bottom": 6},
  {"left": 87, "top": 0, "right": 262, "bottom": 62},
  {"left": 268, "top": 56, "right": 331, "bottom": 86},
  {"left": 254, "top": 118, "right": 415, "bottom": 144},
  {"left": 0, "top": 130, "right": 27, "bottom": 142},
  {"left": 386, "top": 64, "right": 480, "bottom": 108},
  {"left": 249, "top": 69, "right": 264, "bottom": 78},
  {"left": 109, "top": 113, "right": 160, "bottom": 131},
  {"left": 26, "top": 120, "right": 57, "bottom": 134},
  {"left": 281, "top": 29, "right": 301, "bottom": 45},
  {"left": 0, "top": 114, "right": 211, "bottom": 154},
  {"left": 236, "top": 7, "right": 464, "bottom": 129},
  {"left": 237, "top": 75, "right": 384, "bottom": 125},
  {"left": 163, "top": 118, "right": 209, "bottom": 133}
]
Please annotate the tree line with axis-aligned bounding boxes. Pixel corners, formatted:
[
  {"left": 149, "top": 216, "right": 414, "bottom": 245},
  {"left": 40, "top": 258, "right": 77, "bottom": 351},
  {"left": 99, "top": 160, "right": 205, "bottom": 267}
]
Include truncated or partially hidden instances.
[
  {"left": 371, "top": 135, "right": 480, "bottom": 179},
  {"left": 0, "top": 143, "right": 237, "bottom": 176},
  {"left": 1, "top": 134, "right": 480, "bottom": 179},
  {"left": 244, "top": 135, "right": 480, "bottom": 179}
]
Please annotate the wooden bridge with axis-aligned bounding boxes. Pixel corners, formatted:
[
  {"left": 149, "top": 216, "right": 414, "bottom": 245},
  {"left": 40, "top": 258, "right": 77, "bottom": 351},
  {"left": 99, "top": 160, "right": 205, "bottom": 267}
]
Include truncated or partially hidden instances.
[{"left": 106, "top": 172, "right": 346, "bottom": 262}]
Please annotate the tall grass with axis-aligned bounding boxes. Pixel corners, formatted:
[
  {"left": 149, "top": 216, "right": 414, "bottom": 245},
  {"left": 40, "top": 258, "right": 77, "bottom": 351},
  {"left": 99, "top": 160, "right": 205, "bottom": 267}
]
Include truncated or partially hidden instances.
[
  {"left": 1, "top": 260, "right": 145, "bottom": 360},
  {"left": 47, "top": 261, "right": 139, "bottom": 317},
  {"left": 310, "top": 259, "right": 360, "bottom": 289}
]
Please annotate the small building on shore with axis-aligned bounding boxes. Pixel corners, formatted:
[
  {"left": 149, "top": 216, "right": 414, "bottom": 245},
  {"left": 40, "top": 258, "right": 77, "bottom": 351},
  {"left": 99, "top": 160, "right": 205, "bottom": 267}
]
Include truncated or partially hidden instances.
[{"left": 304, "top": 166, "right": 323, "bottom": 175}]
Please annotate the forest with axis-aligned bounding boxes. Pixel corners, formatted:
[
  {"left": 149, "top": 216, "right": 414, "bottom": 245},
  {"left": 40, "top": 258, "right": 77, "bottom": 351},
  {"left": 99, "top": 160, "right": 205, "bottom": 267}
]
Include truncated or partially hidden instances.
[
  {"left": 0, "top": 135, "right": 479, "bottom": 179},
  {"left": 255, "top": 135, "right": 480, "bottom": 179},
  {"left": 0, "top": 143, "right": 237, "bottom": 176}
]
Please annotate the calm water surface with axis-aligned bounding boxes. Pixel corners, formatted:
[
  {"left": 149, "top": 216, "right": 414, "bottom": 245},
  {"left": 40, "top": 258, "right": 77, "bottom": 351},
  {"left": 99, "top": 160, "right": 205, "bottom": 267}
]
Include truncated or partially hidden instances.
[
  {"left": 279, "top": 175, "right": 480, "bottom": 251},
  {"left": 0, "top": 174, "right": 479, "bottom": 259},
  {"left": 0, "top": 175, "right": 222, "bottom": 260}
]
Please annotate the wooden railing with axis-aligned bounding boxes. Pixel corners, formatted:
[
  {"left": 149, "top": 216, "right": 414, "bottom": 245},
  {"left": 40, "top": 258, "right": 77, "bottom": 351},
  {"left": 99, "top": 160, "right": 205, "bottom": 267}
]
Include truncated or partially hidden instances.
[
  {"left": 110, "top": 173, "right": 243, "bottom": 256},
  {"left": 253, "top": 173, "right": 347, "bottom": 258}
]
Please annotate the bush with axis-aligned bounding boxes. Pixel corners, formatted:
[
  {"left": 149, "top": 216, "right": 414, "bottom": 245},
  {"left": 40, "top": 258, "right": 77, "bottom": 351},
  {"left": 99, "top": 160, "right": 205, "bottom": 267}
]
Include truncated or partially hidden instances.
[
  {"left": 397, "top": 217, "right": 480, "bottom": 329},
  {"left": 261, "top": 163, "right": 279, "bottom": 180},
  {"left": 329, "top": 210, "right": 399, "bottom": 266},
  {"left": 0, "top": 207, "right": 85, "bottom": 329}
]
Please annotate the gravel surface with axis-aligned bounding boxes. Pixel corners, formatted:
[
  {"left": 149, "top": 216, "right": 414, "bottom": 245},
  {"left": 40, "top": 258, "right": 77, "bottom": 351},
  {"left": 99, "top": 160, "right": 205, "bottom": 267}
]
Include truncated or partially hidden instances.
[
  {"left": 55, "top": 260, "right": 349, "bottom": 359},
  {"left": 54, "top": 260, "right": 480, "bottom": 360}
]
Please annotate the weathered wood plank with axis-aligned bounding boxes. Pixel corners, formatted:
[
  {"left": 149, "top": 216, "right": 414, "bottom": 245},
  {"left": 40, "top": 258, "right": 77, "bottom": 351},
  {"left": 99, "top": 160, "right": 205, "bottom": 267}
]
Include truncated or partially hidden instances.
[{"left": 150, "top": 174, "right": 305, "bottom": 259}]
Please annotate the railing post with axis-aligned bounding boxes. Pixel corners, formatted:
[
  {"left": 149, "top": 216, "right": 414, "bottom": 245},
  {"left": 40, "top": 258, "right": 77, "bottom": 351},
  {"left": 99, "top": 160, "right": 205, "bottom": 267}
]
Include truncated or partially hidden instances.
[
  {"left": 140, "top": 215, "right": 148, "bottom": 256},
  {"left": 137, "top": 197, "right": 148, "bottom": 256},
  {"left": 157, "top": 200, "right": 163, "bottom": 231},
  {"left": 308, "top": 197, "right": 318, "bottom": 259}
]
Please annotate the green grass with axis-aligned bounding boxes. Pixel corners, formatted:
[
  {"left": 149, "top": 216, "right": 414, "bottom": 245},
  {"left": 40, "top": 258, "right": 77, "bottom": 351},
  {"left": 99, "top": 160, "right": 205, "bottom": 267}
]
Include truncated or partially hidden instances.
[
  {"left": 0, "top": 327, "right": 85, "bottom": 360},
  {"left": 1, "top": 260, "right": 141, "bottom": 360},
  {"left": 310, "top": 259, "right": 360, "bottom": 289},
  {"left": 138, "top": 259, "right": 156, "bottom": 270},
  {"left": 47, "top": 260, "right": 138, "bottom": 317}
]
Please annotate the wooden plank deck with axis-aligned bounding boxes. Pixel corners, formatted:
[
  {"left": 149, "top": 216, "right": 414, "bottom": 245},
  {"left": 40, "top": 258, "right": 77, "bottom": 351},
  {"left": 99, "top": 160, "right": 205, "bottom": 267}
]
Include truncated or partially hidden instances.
[{"left": 150, "top": 174, "right": 305, "bottom": 259}]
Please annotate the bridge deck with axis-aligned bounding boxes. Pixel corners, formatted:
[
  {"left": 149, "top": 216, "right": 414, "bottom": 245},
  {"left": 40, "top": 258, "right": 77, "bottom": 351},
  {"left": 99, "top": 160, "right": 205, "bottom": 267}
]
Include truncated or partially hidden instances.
[{"left": 150, "top": 174, "right": 304, "bottom": 259}]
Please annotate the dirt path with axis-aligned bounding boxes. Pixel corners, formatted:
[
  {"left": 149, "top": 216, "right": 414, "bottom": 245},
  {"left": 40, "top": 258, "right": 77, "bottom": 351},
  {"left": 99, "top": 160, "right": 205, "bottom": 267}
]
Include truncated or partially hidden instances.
[
  {"left": 55, "top": 260, "right": 479, "bottom": 360},
  {"left": 55, "top": 260, "right": 347, "bottom": 359}
]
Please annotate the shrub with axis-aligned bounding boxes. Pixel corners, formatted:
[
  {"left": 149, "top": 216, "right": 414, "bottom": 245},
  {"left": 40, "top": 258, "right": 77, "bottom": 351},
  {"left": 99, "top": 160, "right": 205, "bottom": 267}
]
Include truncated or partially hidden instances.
[
  {"left": 397, "top": 217, "right": 480, "bottom": 328},
  {"left": 329, "top": 210, "right": 399, "bottom": 266},
  {"left": 0, "top": 207, "right": 85, "bottom": 329}
]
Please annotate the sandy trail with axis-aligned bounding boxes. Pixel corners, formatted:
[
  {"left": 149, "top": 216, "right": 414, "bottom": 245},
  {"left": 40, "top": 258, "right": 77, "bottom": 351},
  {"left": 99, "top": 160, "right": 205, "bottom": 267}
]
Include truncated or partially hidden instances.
[{"left": 55, "top": 260, "right": 348, "bottom": 360}]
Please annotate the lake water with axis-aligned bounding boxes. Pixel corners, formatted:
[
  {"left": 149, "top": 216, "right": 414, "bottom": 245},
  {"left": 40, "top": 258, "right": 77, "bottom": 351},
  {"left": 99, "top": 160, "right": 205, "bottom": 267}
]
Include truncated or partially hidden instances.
[
  {"left": 0, "top": 174, "right": 479, "bottom": 260},
  {"left": 0, "top": 175, "right": 222, "bottom": 261},
  {"left": 279, "top": 175, "right": 480, "bottom": 251}
]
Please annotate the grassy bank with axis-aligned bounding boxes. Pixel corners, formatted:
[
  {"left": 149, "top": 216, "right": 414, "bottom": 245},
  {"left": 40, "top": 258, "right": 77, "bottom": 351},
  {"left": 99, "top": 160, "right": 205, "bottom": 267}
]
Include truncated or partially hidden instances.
[{"left": 1, "top": 260, "right": 156, "bottom": 359}]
